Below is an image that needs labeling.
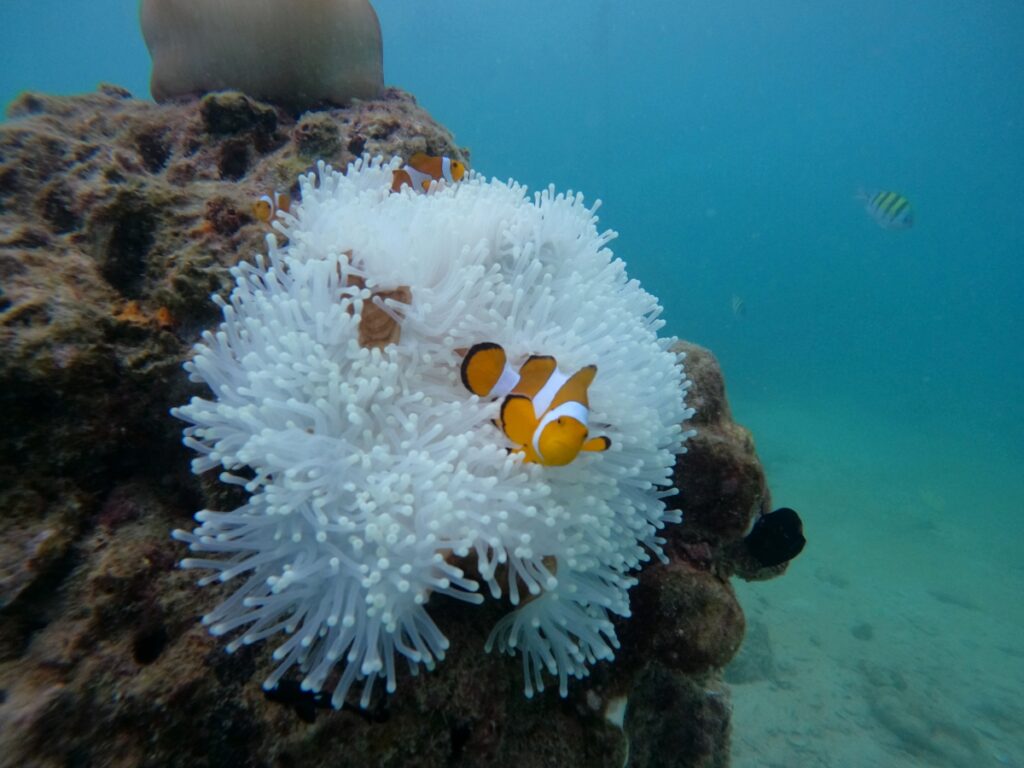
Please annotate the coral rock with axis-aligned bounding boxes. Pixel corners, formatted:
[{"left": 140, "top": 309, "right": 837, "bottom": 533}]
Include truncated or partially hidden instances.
[
  {"left": 634, "top": 562, "right": 746, "bottom": 674},
  {"left": 141, "top": 0, "right": 384, "bottom": 111},
  {"left": 626, "top": 665, "right": 732, "bottom": 768},
  {"left": 667, "top": 341, "right": 770, "bottom": 546},
  {"left": 0, "top": 87, "right": 788, "bottom": 768}
]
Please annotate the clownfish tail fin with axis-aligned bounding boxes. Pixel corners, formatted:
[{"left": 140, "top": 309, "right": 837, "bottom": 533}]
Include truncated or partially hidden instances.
[{"left": 461, "top": 342, "right": 508, "bottom": 396}]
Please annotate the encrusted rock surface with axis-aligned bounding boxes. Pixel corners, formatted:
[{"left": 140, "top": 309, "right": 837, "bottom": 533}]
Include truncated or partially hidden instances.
[{"left": 0, "top": 86, "right": 788, "bottom": 767}]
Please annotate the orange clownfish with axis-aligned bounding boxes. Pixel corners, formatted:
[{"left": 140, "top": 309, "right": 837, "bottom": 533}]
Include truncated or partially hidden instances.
[
  {"left": 391, "top": 153, "right": 467, "bottom": 193},
  {"left": 460, "top": 342, "right": 611, "bottom": 467},
  {"left": 253, "top": 191, "right": 291, "bottom": 224}
]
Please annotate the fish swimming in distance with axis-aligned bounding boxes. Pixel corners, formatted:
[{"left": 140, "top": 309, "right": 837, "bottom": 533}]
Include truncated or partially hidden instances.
[
  {"left": 858, "top": 189, "right": 913, "bottom": 230},
  {"left": 730, "top": 294, "right": 746, "bottom": 317}
]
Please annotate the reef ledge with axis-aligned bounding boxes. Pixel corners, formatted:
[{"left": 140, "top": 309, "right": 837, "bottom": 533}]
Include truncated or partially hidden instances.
[{"left": 0, "top": 86, "right": 786, "bottom": 768}]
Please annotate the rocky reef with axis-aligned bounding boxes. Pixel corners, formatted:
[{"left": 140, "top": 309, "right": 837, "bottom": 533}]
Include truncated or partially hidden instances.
[{"left": 0, "top": 86, "right": 786, "bottom": 768}]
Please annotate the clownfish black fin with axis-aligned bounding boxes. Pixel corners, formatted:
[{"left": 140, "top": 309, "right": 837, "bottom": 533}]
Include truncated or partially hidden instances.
[{"left": 582, "top": 436, "right": 611, "bottom": 452}]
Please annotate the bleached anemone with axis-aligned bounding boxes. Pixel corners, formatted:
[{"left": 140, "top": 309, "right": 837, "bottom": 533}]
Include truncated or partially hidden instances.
[{"left": 172, "top": 157, "right": 693, "bottom": 707}]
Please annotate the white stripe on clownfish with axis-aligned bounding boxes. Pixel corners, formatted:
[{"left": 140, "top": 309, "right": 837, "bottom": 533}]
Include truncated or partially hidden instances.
[
  {"left": 532, "top": 401, "right": 589, "bottom": 458},
  {"left": 402, "top": 164, "right": 434, "bottom": 192},
  {"left": 252, "top": 190, "right": 291, "bottom": 224},
  {"left": 530, "top": 368, "right": 570, "bottom": 418},
  {"left": 492, "top": 363, "right": 521, "bottom": 399}
]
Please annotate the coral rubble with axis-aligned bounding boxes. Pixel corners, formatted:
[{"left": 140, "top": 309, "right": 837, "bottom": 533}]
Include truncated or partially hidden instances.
[{"left": 0, "top": 86, "right": 788, "bottom": 768}]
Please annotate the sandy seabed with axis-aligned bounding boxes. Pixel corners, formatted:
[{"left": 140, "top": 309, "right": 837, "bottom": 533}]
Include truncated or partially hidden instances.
[{"left": 726, "top": 399, "right": 1024, "bottom": 768}]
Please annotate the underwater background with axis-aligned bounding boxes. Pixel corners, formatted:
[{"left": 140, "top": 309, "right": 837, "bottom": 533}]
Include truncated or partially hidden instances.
[{"left": 2, "top": 1, "right": 1022, "bottom": 765}]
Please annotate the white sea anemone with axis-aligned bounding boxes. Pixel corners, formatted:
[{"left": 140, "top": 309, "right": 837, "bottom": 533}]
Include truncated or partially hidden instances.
[{"left": 172, "top": 157, "right": 693, "bottom": 707}]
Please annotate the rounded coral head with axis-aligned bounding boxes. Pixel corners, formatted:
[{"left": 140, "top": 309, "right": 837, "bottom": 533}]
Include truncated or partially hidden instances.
[{"left": 140, "top": 0, "right": 384, "bottom": 110}]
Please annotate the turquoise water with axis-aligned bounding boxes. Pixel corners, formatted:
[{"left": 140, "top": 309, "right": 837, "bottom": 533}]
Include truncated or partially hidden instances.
[{"left": 3, "top": 1, "right": 1022, "bottom": 764}]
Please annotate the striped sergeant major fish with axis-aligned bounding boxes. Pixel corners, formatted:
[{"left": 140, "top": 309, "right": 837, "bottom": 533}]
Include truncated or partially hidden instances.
[{"left": 858, "top": 189, "right": 914, "bottom": 230}]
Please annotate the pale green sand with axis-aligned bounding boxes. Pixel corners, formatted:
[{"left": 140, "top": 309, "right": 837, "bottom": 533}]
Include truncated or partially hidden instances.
[{"left": 729, "top": 399, "right": 1024, "bottom": 768}]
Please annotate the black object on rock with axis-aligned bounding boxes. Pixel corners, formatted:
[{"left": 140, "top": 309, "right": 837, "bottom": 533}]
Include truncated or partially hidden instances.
[{"left": 744, "top": 507, "right": 806, "bottom": 567}]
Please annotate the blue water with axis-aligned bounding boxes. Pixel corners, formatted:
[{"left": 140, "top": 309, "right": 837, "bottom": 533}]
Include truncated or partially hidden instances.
[{"left": 3, "top": 1, "right": 1022, "bottom": 764}]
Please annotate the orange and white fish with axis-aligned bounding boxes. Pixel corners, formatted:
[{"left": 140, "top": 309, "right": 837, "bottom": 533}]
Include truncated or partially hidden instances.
[
  {"left": 252, "top": 191, "right": 291, "bottom": 224},
  {"left": 391, "top": 153, "right": 467, "bottom": 193},
  {"left": 460, "top": 342, "right": 611, "bottom": 466}
]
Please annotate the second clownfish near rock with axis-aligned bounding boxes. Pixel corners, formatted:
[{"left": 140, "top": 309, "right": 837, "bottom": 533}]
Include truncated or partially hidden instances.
[
  {"left": 252, "top": 191, "right": 291, "bottom": 224},
  {"left": 392, "top": 153, "right": 467, "bottom": 193},
  {"left": 460, "top": 342, "right": 611, "bottom": 466}
]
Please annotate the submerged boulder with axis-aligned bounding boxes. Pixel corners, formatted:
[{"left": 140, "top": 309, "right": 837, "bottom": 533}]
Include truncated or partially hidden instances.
[{"left": 141, "top": 0, "right": 384, "bottom": 111}]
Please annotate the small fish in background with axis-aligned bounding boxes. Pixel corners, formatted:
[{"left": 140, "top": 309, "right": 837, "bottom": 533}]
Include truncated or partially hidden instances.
[
  {"left": 730, "top": 294, "right": 746, "bottom": 317},
  {"left": 857, "top": 188, "right": 914, "bottom": 230},
  {"left": 113, "top": 300, "right": 175, "bottom": 331},
  {"left": 392, "top": 152, "right": 467, "bottom": 193},
  {"left": 252, "top": 190, "right": 291, "bottom": 224}
]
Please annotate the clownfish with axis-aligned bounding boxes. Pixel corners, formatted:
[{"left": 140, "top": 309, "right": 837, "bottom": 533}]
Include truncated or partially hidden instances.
[
  {"left": 460, "top": 342, "right": 611, "bottom": 466},
  {"left": 253, "top": 191, "right": 291, "bottom": 224},
  {"left": 391, "top": 153, "right": 467, "bottom": 193}
]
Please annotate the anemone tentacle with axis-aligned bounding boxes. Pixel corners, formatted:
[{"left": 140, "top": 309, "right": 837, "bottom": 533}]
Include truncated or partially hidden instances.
[{"left": 174, "top": 156, "right": 693, "bottom": 706}]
